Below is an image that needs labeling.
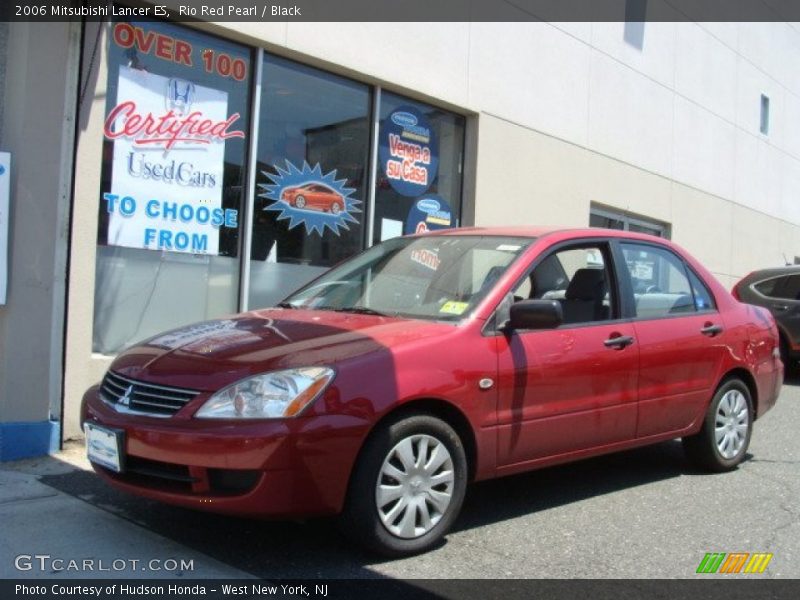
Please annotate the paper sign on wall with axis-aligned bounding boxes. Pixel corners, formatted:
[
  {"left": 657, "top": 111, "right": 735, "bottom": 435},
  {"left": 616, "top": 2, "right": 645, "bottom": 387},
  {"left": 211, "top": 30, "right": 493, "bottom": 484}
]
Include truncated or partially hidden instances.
[
  {"left": 103, "top": 66, "right": 244, "bottom": 255},
  {"left": 0, "top": 152, "right": 9, "bottom": 305}
]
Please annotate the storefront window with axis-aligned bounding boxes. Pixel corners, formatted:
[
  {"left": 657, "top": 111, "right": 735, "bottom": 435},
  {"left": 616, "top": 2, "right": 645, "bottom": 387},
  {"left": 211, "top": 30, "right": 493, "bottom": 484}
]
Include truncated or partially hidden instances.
[
  {"left": 373, "top": 92, "right": 465, "bottom": 245},
  {"left": 93, "top": 18, "right": 251, "bottom": 354},
  {"left": 91, "top": 18, "right": 467, "bottom": 351},
  {"left": 247, "top": 55, "right": 371, "bottom": 309}
]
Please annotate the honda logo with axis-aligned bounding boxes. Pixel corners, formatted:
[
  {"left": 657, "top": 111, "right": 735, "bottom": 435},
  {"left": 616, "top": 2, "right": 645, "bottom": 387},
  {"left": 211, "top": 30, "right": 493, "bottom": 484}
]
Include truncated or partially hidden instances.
[{"left": 166, "top": 78, "right": 195, "bottom": 116}]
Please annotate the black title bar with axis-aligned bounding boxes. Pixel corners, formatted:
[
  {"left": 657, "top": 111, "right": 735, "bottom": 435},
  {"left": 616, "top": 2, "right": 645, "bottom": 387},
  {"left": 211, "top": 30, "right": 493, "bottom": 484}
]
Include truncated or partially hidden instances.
[{"left": 4, "top": 0, "right": 800, "bottom": 22}]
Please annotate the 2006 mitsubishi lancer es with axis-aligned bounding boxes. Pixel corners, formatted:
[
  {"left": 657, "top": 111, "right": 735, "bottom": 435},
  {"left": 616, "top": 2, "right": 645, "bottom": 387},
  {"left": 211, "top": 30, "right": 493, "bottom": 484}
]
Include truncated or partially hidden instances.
[{"left": 82, "top": 227, "right": 782, "bottom": 556}]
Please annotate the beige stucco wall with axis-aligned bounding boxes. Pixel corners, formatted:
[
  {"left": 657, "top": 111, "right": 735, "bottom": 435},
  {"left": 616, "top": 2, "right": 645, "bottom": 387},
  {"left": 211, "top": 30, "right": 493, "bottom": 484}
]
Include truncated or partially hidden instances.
[
  {"left": 63, "top": 22, "right": 113, "bottom": 439},
  {"left": 0, "top": 21, "right": 79, "bottom": 427},
  {"left": 473, "top": 113, "right": 797, "bottom": 291}
]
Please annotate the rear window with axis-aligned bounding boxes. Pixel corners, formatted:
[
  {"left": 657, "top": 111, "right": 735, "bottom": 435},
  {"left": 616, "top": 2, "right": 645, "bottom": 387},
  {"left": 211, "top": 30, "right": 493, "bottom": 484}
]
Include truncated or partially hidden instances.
[
  {"left": 754, "top": 277, "right": 782, "bottom": 297},
  {"left": 754, "top": 274, "right": 800, "bottom": 300}
]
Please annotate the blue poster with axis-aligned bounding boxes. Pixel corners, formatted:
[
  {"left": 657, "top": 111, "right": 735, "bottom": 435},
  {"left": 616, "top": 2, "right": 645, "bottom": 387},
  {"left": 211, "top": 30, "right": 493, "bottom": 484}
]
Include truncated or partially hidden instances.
[
  {"left": 405, "top": 195, "right": 453, "bottom": 235},
  {"left": 258, "top": 161, "right": 360, "bottom": 236},
  {"left": 379, "top": 106, "right": 439, "bottom": 197}
]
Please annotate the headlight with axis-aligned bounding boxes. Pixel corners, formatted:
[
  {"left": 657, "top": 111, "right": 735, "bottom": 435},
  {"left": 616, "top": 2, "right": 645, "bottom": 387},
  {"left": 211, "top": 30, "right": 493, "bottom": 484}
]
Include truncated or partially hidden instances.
[{"left": 195, "top": 367, "right": 334, "bottom": 419}]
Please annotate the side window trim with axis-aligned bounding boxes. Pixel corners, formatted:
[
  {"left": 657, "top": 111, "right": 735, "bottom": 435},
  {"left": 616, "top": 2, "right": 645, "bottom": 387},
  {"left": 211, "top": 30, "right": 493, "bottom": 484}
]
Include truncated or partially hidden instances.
[{"left": 684, "top": 263, "right": 718, "bottom": 312}]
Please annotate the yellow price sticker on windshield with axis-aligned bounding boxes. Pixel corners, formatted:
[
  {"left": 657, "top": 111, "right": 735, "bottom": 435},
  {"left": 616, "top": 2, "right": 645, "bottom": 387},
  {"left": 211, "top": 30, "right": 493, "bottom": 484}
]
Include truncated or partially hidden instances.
[{"left": 440, "top": 301, "right": 469, "bottom": 315}]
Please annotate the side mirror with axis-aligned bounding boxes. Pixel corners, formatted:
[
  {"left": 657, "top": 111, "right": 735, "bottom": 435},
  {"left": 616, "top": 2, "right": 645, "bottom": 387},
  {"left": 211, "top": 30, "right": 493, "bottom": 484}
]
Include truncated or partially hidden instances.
[{"left": 506, "top": 299, "right": 563, "bottom": 331}]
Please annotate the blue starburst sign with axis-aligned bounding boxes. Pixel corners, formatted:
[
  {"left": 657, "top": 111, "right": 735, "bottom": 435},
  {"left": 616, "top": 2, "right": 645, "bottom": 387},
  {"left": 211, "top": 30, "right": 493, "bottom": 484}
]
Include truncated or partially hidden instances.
[{"left": 258, "top": 161, "right": 360, "bottom": 236}]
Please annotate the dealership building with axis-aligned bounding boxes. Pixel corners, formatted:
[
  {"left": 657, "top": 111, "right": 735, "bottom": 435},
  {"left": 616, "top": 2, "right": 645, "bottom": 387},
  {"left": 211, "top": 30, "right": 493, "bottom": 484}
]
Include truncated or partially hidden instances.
[{"left": 1, "top": 7, "right": 800, "bottom": 459}]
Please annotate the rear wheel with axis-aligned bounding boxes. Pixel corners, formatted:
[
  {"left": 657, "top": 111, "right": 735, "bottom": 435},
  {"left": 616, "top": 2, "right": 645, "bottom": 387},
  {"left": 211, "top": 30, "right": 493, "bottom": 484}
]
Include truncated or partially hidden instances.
[
  {"left": 339, "top": 414, "right": 467, "bottom": 556},
  {"left": 683, "top": 379, "right": 753, "bottom": 472},
  {"left": 780, "top": 335, "right": 796, "bottom": 376}
]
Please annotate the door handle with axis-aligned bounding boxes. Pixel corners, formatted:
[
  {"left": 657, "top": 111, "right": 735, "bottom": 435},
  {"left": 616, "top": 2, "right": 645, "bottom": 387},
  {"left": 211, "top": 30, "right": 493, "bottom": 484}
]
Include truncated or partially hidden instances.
[
  {"left": 771, "top": 303, "right": 790, "bottom": 311},
  {"left": 700, "top": 324, "right": 723, "bottom": 337},
  {"left": 604, "top": 335, "right": 635, "bottom": 349}
]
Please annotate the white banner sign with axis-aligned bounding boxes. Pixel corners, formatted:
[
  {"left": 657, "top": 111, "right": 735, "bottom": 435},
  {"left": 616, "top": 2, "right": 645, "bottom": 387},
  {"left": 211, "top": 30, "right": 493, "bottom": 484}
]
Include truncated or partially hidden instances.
[
  {"left": 0, "top": 152, "right": 9, "bottom": 305},
  {"left": 104, "top": 66, "right": 243, "bottom": 255}
]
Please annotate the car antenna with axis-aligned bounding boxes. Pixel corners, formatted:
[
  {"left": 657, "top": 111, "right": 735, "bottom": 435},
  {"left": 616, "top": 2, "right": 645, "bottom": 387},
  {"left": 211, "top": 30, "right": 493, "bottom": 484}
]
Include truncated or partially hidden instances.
[{"left": 783, "top": 253, "right": 791, "bottom": 267}]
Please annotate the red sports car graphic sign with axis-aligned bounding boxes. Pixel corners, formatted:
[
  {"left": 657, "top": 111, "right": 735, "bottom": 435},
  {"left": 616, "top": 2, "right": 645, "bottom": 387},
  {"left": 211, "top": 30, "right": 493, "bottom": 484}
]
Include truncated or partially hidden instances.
[{"left": 259, "top": 161, "right": 360, "bottom": 236}]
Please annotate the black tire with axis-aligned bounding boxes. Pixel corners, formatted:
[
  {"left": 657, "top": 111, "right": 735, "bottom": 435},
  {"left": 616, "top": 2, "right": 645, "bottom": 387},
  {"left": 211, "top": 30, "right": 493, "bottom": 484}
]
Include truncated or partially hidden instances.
[
  {"left": 331, "top": 202, "right": 342, "bottom": 215},
  {"left": 682, "top": 379, "right": 753, "bottom": 472},
  {"left": 780, "top": 336, "right": 796, "bottom": 377},
  {"left": 339, "top": 414, "right": 467, "bottom": 557},
  {"left": 294, "top": 195, "right": 306, "bottom": 209}
]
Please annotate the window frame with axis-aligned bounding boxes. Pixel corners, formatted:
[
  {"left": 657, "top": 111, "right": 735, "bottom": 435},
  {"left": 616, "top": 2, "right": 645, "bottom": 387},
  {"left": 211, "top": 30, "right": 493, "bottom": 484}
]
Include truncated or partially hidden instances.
[
  {"left": 484, "top": 237, "right": 628, "bottom": 336},
  {"left": 590, "top": 205, "right": 670, "bottom": 239}
]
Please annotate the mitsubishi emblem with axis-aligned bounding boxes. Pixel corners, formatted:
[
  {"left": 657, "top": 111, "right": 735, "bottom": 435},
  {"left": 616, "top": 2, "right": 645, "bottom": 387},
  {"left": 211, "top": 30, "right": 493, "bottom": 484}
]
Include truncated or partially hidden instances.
[{"left": 119, "top": 385, "right": 133, "bottom": 407}]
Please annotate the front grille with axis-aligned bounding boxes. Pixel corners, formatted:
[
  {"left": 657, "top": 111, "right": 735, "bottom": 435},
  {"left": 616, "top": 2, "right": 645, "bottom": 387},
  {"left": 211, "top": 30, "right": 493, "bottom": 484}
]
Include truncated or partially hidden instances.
[{"left": 99, "top": 370, "right": 200, "bottom": 417}]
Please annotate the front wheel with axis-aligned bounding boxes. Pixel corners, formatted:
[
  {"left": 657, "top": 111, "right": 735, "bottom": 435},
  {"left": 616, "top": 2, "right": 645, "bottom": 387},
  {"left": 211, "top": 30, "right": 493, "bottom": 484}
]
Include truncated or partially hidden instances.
[
  {"left": 339, "top": 414, "right": 467, "bottom": 556},
  {"left": 682, "top": 379, "right": 753, "bottom": 472}
]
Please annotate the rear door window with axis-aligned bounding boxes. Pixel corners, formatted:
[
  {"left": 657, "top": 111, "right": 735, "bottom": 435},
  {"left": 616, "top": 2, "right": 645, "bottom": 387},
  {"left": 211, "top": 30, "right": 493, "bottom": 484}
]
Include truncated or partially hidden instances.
[{"left": 621, "top": 243, "right": 698, "bottom": 318}]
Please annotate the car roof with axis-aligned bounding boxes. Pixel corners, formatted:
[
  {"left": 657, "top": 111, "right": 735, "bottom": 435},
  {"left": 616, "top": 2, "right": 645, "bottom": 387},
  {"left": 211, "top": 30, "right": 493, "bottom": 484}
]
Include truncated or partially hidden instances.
[
  {"left": 741, "top": 265, "right": 800, "bottom": 280},
  {"left": 425, "top": 226, "right": 672, "bottom": 245}
]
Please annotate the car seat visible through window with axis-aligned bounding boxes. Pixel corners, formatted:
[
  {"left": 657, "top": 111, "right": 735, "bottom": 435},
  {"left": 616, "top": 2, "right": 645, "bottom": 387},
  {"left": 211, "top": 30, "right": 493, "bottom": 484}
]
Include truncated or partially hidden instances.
[{"left": 560, "top": 268, "right": 608, "bottom": 324}]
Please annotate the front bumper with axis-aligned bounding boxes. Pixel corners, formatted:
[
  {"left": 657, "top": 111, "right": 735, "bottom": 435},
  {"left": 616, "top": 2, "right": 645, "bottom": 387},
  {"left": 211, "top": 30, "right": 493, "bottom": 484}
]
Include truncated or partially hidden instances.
[{"left": 81, "top": 385, "right": 369, "bottom": 517}]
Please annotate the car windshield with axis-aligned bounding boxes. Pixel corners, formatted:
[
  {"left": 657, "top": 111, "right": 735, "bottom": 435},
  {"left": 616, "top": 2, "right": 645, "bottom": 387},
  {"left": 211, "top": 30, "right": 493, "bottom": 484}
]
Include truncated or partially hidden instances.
[{"left": 282, "top": 235, "right": 534, "bottom": 321}]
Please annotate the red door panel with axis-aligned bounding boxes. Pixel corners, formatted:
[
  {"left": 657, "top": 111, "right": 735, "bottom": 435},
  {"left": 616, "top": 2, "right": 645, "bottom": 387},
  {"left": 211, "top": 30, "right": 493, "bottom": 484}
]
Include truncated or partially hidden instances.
[
  {"left": 496, "top": 323, "right": 639, "bottom": 466},
  {"left": 633, "top": 314, "right": 727, "bottom": 437}
]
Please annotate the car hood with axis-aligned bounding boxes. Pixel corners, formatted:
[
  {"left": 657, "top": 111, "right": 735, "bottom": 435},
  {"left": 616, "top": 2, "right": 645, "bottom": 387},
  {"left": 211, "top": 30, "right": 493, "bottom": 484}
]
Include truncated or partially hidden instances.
[{"left": 110, "top": 308, "right": 456, "bottom": 392}]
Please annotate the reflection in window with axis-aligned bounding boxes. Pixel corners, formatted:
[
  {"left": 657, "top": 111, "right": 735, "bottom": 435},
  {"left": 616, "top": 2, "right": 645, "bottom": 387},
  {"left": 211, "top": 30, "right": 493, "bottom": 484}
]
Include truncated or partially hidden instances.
[
  {"left": 248, "top": 55, "right": 371, "bottom": 309},
  {"left": 286, "top": 236, "right": 531, "bottom": 321},
  {"left": 93, "top": 18, "right": 251, "bottom": 354}
]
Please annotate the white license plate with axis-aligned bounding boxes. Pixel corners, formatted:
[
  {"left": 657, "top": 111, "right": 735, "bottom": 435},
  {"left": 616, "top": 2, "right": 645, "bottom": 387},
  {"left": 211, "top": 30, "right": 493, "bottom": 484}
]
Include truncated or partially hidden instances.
[{"left": 84, "top": 422, "right": 124, "bottom": 473}]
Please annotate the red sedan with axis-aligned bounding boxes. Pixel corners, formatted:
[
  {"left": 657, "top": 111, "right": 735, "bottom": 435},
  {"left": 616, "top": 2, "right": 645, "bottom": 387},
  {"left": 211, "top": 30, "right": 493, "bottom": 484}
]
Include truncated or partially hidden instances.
[
  {"left": 81, "top": 228, "right": 782, "bottom": 556},
  {"left": 281, "top": 183, "right": 344, "bottom": 214}
]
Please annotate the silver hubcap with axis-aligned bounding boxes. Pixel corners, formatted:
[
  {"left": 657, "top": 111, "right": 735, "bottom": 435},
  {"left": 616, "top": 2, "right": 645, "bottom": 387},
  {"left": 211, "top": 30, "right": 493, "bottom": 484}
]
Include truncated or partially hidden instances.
[
  {"left": 715, "top": 390, "right": 750, "bottom": 459},
  {"left": 375, "top": 434, "right": 454, "bottom": 539}
]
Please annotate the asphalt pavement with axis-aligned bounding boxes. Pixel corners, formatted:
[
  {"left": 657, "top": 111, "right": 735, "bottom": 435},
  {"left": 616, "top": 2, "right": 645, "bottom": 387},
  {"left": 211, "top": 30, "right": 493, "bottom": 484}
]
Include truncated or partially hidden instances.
[{"left": 2, "top": 376, "right": 798, "bottom": 580}]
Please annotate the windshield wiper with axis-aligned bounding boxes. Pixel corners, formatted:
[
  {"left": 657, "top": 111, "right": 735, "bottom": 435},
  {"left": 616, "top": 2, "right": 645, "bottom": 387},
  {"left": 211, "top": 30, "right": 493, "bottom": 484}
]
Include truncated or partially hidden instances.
[
  {"left": 333, "top": 306, "right": 390, "bottom": 317},
  {"left": 276, "top": 301, "right": 297, "bottom": 309}
]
